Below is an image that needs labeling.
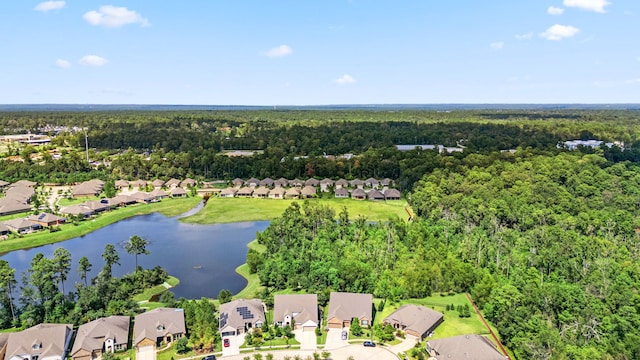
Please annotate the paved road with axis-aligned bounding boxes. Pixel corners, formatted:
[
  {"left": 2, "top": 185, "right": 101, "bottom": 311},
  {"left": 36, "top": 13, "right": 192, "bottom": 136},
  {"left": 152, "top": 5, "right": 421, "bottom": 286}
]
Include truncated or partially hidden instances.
[{"left": 218, "top": 344, "right": 398, "bottom": 359}]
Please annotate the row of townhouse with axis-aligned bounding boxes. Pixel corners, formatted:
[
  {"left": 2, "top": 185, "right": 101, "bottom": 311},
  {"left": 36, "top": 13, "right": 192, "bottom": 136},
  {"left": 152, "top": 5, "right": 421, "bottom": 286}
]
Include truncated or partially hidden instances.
[
  {"left": 220, "top": 186, "right": 401, "bottom": 201},
  {"left": 231, "top": 177, "right": 395, "bottom": 191},
  {"left": 0, "top": 308, "right": 185, "bottom": 360}
]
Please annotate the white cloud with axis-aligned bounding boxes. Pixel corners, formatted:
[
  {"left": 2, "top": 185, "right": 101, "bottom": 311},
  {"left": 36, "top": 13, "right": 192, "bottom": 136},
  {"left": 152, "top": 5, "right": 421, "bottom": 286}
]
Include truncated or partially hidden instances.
[
  {"left": 548, "top": 6, "right": 565, "bottom": 15},
  {"left": 83, "top": 6, "right": 149, "bottom": 28},
  {"left": 515, "top": 32, "right": 534, "bottom": 40},
  {"left": 34, "top": 1, "right": 65, "bottom": 12},
  {"left": 264, "top": 45, "right": 293, "bottom": 58},
  {"left": 335, "top": 74, "right": 356, "bottom": 84},
  {"left": 563, "top": 0, "right": 610, "bottom": 13},
  {"left": 626, "top": 78, "right": 640, "bottom": 84},
  {"left": 79, "top": 55, "right": 108, "bottom": 67},
  {"left": 490, "top": 41, "right": 504, "bottom": 50},
  {"left": 540, "top": 24, "right": 580, "bottom": 40},
  {"left": 55, "top": 59, "right": 70, "bottom": 69}
]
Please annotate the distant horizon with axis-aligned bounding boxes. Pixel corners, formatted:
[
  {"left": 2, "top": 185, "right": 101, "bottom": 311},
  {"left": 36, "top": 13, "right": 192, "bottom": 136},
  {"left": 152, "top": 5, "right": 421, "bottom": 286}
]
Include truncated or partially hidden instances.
[{"left": 1, "top": 103, "right": 639, "bottom": 112}]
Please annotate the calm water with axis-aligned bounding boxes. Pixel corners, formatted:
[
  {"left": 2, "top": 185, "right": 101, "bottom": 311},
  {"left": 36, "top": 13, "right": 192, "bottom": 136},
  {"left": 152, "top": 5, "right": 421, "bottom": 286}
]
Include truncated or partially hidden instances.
[{"left": 0, "top": 209, "right": 269, "bottom": 299}]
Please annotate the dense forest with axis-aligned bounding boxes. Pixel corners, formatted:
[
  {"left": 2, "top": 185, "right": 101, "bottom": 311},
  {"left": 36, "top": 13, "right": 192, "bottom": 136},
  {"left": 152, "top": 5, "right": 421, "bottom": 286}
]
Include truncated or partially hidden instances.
[
  {"left": 252, "top": 150, "right": 640, "bottom": 359},
  {"left": 0, "top": 110, "right": 639, "bottom": 189}
]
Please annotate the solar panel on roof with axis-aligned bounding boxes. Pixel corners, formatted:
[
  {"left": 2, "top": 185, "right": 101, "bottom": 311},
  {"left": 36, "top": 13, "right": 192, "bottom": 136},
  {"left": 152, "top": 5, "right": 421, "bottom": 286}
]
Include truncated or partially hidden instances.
[
  {"left": 220, "top": 313, "right": 228, "bottom": 328},
  {"left": 38, "top": 213, "right": 46, "bottom": 220}
]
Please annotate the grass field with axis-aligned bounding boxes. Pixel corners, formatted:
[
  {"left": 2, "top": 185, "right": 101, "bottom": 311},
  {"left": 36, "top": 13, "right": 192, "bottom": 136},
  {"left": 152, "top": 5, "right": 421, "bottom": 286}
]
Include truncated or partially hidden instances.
[
  {"left": 181, "top": 197, "right": 410, "bottom": 224},
  {"left": 0, "top": 197, "right": 200, "bottom": 254},
  {"left": 133, "top": 275, "right": 180, "bottom": 302},
  {"left": 57, "top": 195, "right": 101, "bottom": 207}
]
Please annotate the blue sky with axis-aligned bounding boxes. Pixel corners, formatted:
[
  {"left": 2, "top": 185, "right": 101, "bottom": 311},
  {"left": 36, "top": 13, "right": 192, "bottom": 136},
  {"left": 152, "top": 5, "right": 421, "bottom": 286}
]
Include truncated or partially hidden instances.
[{"left": 1, "top": 0, "right": 638, "bottom": 105}]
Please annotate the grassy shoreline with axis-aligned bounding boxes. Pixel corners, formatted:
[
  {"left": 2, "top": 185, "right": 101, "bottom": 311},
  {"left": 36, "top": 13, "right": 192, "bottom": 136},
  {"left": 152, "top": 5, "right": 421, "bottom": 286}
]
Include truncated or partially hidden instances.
[
  {"left": 0, "top": 197, "right": 201, "bottom": 254},
  {"left": 181, "top": 197, "right": 410, "bottom": 224}
]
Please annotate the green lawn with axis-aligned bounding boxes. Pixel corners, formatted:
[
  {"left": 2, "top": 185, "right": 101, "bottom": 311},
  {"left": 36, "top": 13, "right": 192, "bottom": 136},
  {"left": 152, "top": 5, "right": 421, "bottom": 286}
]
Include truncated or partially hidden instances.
[
  {"left": 0, "top": 197, "right": 201, "bottom": 254},
  {"left": 377, "top": 294, "right": 490, "bottom": 339},
  {"left": 181, "top": 197, "right": 410, "bottom": 224},
  {"left": 57, "top": 196, "right": 101, "bottom": 207},
  {"left": 133, "top": 276, "right": 180, "bottom": 302}
]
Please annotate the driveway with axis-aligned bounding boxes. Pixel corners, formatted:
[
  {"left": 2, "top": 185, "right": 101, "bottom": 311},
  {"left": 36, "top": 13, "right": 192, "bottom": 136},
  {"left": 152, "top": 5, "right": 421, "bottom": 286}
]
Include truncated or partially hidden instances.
[
  {"left": 294, "top": 329, "right": 317, "bottom": 350},
  {"left": 388, "top": 335, "right": 420, "bottom": 355},
  {"left": 324, "top": 328, "right": 348, "bottom": 350},
  {"left": 221, "top": 334, "right": 242, "bottom": 357}
]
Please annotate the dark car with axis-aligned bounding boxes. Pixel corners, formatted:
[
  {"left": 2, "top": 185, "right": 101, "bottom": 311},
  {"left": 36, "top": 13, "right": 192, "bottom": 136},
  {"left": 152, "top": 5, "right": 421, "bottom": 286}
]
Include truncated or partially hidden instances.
[
  {"left": 223, "top": 338, "right": 230, "bottom": 347},
  {"left": 341, "top": 330, "right": 348, "bottom": 340},
  {"left": 203, "top": 356, "right": 216, "bottom": 360},
  {"left": 363, "top": 340, "right": 376, "bottom": 347}
]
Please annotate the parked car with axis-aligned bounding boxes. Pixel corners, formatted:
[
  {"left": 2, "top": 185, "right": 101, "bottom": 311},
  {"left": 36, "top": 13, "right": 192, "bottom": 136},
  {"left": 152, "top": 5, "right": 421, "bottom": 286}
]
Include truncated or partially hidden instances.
[
  {"left": 363, "top": 340, "right": 376, "bottom": 347},
  {"left": 223, "top": 338, "right": 230, "bottom": 347},
  {"left": 203, "top": 356, "right": 216, "bottom": 360},
  {"left": 341, "top": 330, "right": 348, "bottom": 340}
]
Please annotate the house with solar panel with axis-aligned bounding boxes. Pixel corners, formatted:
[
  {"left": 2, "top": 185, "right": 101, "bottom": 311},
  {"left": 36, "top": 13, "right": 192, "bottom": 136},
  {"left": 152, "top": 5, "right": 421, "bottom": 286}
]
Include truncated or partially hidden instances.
[{"left": 219, "top": 299, "right": 265, "bottom": 337}]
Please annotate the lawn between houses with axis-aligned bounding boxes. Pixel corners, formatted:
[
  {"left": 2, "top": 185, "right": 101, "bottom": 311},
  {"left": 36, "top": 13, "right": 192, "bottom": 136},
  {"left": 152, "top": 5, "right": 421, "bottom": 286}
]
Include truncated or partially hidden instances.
[
  {"left": 181, "top": 197, "right": 410, "bottom": 224},
  {"left": 0, "top": 197, "right": 201, "bottom": 254}
]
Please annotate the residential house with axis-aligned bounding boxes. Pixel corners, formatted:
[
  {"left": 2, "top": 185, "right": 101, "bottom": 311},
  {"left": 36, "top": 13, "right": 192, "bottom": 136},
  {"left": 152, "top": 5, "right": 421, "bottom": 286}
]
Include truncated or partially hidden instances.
[
  {"left": 326, "top": 292, "right": 373, "bottom": 329},
  {"left": 232, "top": 178, "right": 245, "bottom": 187},
  {"left": 28, "top": 212, "right": 66, "bottom": 227},
  {"left": 335, "top": 179, "right": 348, "bottom": 189},
  {"left": 114, "top": 180, "right": 129, "bottom": 189},
  {"left": 236, "top": 187, "right": 254, "bottom": 198},
  {"left": 349, "top": 179, "right": 364, "bottom": 189},
  {"left": 84, "top": 200, "right": 110, "bottom": 213},
  {"left": 0, "top": 333, "right": 8, "bottom": 360},
  {"left": 169, "top": 187, "right": 187, "bottom": 198},
  {"left": 290, "top": 179, "right": 304, "bottom": 188},
  {"left": 151, "top": 179, "right": 165, "bottom": 188},
  {"left": 134, "top": 308, "right": 186, "bottom": 360},
  {"left": 130, "top": 192, "right": 155, "bottom": 204},
  {"left": 367, "top": 189, "right": 385, "bottom": 201},
  {"left": 252, "top": 186, "right": 270, "bottom": 199},
  {"left": 334, "top": 188, "right": 349, "bottom": 199},
  {"left": 274, "top": 178, "right": 289, "bottom": 187},
  {"left": 260, "top": 178, "right": 274, "bottom": 187},
  {"left": 0, "top": 223, "right": 10, "bottom": 236},
  {"left": 364, "top": 178, "right": 379, "bottom": 189},
  {"left": 71, "top": 179, "right": 104, "bottom": 198},
  {"left": 285, "top": 187, "right": 300, "bottom": 199},
  {"left": 268, "top": 187, "right": 285, "bottom": 199},
  {"left": 130, "top": 180, "right": 147, "bottom": 189},
  {"left": 220, "top": 187, "right": 238, "bottom": 198},
  {"left": 426, "top": 334, "right": 507, "bottom": 360},
  {"left": 319, "top": 179, "right": 334, "bottom": 192},
  {"left": 383, "top": 189, "right": 401, "bottom": 200},
  {"left": 305, "top": 178, "right": 320, "bottom": 187},
  {"left": 180, "top": 178, "right": 196, "bottom": 188},
  {"left": 0, "top": 199, "right": 31, "bottom": 216},
  {"left": 351, "top": 188, "right": 366, "bottom": 200},
  {"left": 71, "top": 316, "right": 130, "bottom": 360},
  {"left": 219, "top": 299, "right": 265, "bottom": 337},
  {"left": 5, "top": 185, "right": 35, "bottom": 203},
  {"left": 246, "top": 178, "right": 260, "bottom": 187},
  {"left": 382, "top": 305, "right": 444, "bottom": 340},
  {"left": 10, "top": 180, "right": 37, "bottom": 188},
  {"left": 3, "top": 218, "right": 41, "bottom": 233},
  {"left": 59, "top": 204, "right": 94, "bottom": 218},
  {"left": 108, "top": 194, "right": 137, "bottom": 207},
  {"left": 150, "top": 189, "right": 168, "bottom": 201},
  {"left": 273, "top": 294, "right": 319, "bottom": 331},
  {"left": 380, "top": 178, "right": 393, "bottom": 187},
  {"left": 164, "top": 178, "right": 181, "bottom": 188},
  {"left": 5, "top": 324, "right": 73, "bottom": 360},
  {"left": 300, "top": 185, "right": 317, "bottom": 198}
]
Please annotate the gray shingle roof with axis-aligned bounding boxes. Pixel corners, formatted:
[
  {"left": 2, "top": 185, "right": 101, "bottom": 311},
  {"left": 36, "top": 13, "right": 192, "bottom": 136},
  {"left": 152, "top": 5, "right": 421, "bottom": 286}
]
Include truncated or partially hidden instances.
[
  {"left": 383, "top": 305, "right": 443, "bottom": 338},
  {"left": 273, "top": 294, "right": 318, "bottom": 327},
  {"left": 71, "top": 316, "right": 129, "bottom": 356},
  {"left": 327, "top": 292, "right": 373, "bottom": 323},
  {"left": 426, "top": 335, "right": 507, "bottom": 360},
  {"left": 134, "top": 308, "right": 186, "bottom": 346},
  {"left": 6, "top": 323, "right": 72, "bottom": 360}
]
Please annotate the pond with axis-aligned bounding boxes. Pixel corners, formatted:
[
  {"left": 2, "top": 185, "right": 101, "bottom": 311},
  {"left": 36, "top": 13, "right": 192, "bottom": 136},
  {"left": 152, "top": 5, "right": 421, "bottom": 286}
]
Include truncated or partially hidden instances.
[{"left": 0, "top": 209, "right": 269, "bottom": 299}]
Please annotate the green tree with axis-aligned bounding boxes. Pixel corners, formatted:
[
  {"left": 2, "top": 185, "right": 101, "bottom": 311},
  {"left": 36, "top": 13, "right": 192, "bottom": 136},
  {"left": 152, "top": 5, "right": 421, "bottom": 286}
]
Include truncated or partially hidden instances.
[
  {"left": 102, "top": 244, "right": 120, "bottom": 279},
  {"left": 124, "top": 235, "right": 150, "bottom": 271},
  {"left": 350, "top": 318, "right": 363, "bottom": 336},
  {"left": 53, "top": 247, "right": 71, "bottom": 294},
  {"left": 218, "top": 289, "right": 232, "bottom": 304},
  {"left": 78, "top": 256, "right": 92, "bottom": 287},
  {"left": 0, "top": 260, "right": 17, "bottom": 325}
]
